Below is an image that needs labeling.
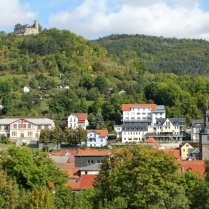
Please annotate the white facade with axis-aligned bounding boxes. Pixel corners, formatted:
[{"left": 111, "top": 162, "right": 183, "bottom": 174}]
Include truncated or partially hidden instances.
[
  {"left": 87, "top": 130, "right": 108, "bottom": 147},
  {"left": 156, "top": 119, "right": 180, "bottom": 135},
  {"left": 23, "top": 86, "right": 30, "bottom": 92},
  {"left": 121, "top": 130, "right": 147, "bottom": 142},
  {"left": 122, "top": 104, "right": 165, "bottom": 127},
  {"left": 191, "top": 120, "right": 203, "bottom": 141},
  {"left": 0, "top": 117, "right": 55, "bottom": 141},
  {"left": 114, "top": 125, "right": 122, "bottom": 139},
  {"left": 114, "top": 104, "right": 166, "bottom": 142},
  {"left": 67, "top": 113, "right": 89, "bottom": 130}
]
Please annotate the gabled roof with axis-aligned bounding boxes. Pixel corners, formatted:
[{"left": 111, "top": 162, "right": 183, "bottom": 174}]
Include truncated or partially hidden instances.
[
  {"left": 0, "top": 117, "right": 54, "bottom": 125},
  {"left": 66, "top": 174, "right": 97, "bottom": 190},
  {"left": 122, "top": 103, "right": 157, "bottom": 111},
  {"left": 69, "top": 113, "right": 88, "bottom": 122},
  {"left": 181, "top": 143, "right": 193, "bottom": 149},
  {"left": 76, "top": 149, "right": 111, "bottom": 156},
  {"left": 79, "top": 174, "right": 97, "bottom": 189},
  {"left": 180, "top": 160, "right": 205, "bottom": 175},
  {"left": 163, "top": 148, "right": 181, "bottom": 159},
  {"left": 145, "top": 137, "right": 161, "bottom": 148},
  {"left": 156, "top": 118, "right": 186, "bottom": 126},
  {"left": 80, "top": 163, "right": 101, "bottom": 171},
  {"left": 87, "top": 129, "right": 108, "bottom": 137},
  {"left": 191, "top": 119, "right": 203, "bottom": 127}
]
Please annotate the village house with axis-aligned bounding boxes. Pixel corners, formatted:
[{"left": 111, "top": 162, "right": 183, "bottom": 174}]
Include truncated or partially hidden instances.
[
  {"left": 180, "top": 143, "right": 194, "bottom": 160},
  {"left": 0, "top": 116, "right": 55, "bottom": 144},
  {"left": 74, "top": 149, "right": 110, "bottom": 167},
  {"left": 191, "top": 119, "right": 203, "bottom": 141},
  {"left": 86, "top": 129, "right": 108, "bottom": 147},
  {"left": 114, "top": 103, "right": 186, "bottom": 143},
  {"left": 67, "top": 113, "right": 89, "bottom": 130}
]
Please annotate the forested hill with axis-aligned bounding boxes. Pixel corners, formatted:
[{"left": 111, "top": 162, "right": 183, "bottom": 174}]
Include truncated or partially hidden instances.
[
  {"left": 94, "top": 34, "right": 209, "bottom": 75},
  {"left": 0, "top": 29, "right": 110, "bottom": 74}
]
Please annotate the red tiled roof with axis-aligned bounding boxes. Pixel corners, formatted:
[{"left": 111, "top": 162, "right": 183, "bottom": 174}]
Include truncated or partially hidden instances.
[
  {"left": 180, "top": 160, "right": 205, "bottom": 175},
  {"left": 145, "top": 137, "right": 161, "bottom": 148},
  {"left": 61, "top": 167, "right": 80, "bottom": 178},
  {"left": 75, "top": 113, "right": 88, "bottom": 122},
  {"left": 76, "top": 149, "right": 111, "bottom": 156},
  {"left": 79, "top": 174, "right": 97, "bottom": 189},
  {"left": 122, "top": 104, "right": 157, "bottom": 111},
  {"left": 87, "top": 129, "right": 108, "bottom": 137},
  {"left": 50, "top": 150, "right": 70, "bottom": 156},
  {"left": 163, "top": 148, "right": 181, "bottom": 159},
  {"left": 66, "top": 181, "right": 80, "bottom": 190}
]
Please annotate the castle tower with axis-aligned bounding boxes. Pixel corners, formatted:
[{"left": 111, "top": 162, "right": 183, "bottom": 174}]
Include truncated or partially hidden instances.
[
  {"left": 199, "top": 109, "right": 209, "bottom": 160},
  {"left": 34, "top": 20, "right": 39, "bottom": 33}
]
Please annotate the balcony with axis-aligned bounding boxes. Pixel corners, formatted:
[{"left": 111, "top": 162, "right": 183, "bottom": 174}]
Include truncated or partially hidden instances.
[{"left": 146, "top": 132, "right": 184, "bottom": 138}]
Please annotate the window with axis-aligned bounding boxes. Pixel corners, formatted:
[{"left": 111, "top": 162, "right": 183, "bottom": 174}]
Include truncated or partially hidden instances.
[
  {"left": 35, "top": 133, "right": 38, "bottom": 138},
  {"left": 183, "top": 149, "right": 185, "bottom": 152},
  {"left": 101, "top": 139, "right": 103, "bottom": 142},
  {"left": 97, "top": 160, "right": 103, "bottom": 163},
  {"left": 12, "top": 132, "right": 17, "bottom": 136},
  {"left": 13, "top": 124, "right": 17, "bottom": 128},
  {"left": 44, "top": 125, "right": 48, "bottom": 129},
  {"left": 38, "top": 125, "right": 42, "bottom": 130},
  {"left": 87, "top": 160, "right": 94, "bottom": 164},
  {"left": 28, "top": 124, "right": 31, "bottom": 128},
  {"left": 28, "top": 132, "right": 33, "bottom": 137}
]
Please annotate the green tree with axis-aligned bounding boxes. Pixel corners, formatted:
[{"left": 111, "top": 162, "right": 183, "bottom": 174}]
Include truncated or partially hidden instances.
[
  {"left": 94, "top": 146, "right": 189, "bottom": 209},
  {"left": 50, "top": 126, "right": 65, "bottom": 150},
  {"left": 94, "top": 76, "right": 109, "bottom": 94},
  {"left": 23, "top": 187, "right": 55, "bottom": 209},
  {"left": 0, "top": 171, "right": 19, "bottom": 209},
  {"left": 0, "top": 146, "right": 68, "bottom": 189},
  {"left": 39, "top": 129, "right": 52, "bottom": 147}
]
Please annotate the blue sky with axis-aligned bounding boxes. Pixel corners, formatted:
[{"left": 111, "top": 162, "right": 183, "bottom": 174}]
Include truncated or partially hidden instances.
[{"left": 1, "top": 0, "right": 209, "bottom": 40}]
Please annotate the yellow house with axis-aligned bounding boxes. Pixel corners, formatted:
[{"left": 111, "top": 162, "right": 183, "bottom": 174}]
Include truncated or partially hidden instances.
[{"left": 180, "top": 143, "right": 194, "bottom": 160}]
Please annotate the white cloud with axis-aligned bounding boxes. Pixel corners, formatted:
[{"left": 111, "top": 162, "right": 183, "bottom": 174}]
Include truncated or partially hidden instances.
[
  {"left": 0, "top": 0, "right": 36, "bottom": 28},
  {"left": 49, "top": 0, "right": 209, "bottom": 40}
]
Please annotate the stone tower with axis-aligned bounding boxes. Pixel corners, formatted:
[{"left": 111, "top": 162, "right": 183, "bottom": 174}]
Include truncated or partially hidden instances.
[
  {"left": 199, "top": 109, "right": 209, "bottom": 160},
  {"left": 34, "top": 20, "right": 39, "bottom": 33}
]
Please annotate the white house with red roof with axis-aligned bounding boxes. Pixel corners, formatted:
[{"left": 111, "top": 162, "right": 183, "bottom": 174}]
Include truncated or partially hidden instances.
[
  {"left": 86, "top": 129, "right": 108, "bottom": 147},
  {"left": 67, "top": 113, "right": 89, "bottom": 130},
  {"left": 121, "top": 103, "right": 166, "bottom": 126}
]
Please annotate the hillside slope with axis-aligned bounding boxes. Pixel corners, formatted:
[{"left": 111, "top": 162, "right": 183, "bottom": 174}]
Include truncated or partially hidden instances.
[{"left": 94, "top": 34, "right": 209, "bottom": 75}]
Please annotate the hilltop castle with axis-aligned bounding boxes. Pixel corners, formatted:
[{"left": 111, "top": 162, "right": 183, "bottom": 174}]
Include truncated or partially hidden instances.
[{"left": 14, "top": 20, "right": 39, "bottom": 36}]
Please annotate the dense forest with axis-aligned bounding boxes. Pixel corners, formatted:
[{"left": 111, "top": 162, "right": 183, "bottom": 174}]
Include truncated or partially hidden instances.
[
  {"left": 95, "top": 34, "right": 209, "bottom": 75},
  {"left": 1, "top": 30, "right": 209, "bottom": 129}
]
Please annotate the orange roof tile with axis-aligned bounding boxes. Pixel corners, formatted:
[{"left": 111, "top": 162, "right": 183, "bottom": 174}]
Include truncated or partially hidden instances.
[
  {"left": 79, "top": 174, "right": 97, "bottom": 189},
  {"left": 87, "top": 129, "right": 108, "bottom": 137},
  {"left": 76, "top": 149, "right": 111, "bottom": 156},
  {"left": 75, "top": 113, "right": 88, "bottom": 122},
  {"left": 66, "top": 181, "right": 80, "bottom": 190},
  {"left": 163, "top": 148, "right": 181, "bottom": 159},
  {"left": 50, "top": 150, "right": 70, "bottom": 156},
  {"left": 61, "top": 167, "right": 80, "bottom": 178},
  {"left": 180, "top": 160, "right": 205, "bottom": 175},
  {"left": 145, "top": 137, "right": 161, "bottom": 148},
  {"left": 122, "top": 103, "right": 157, "bottom": 111}
]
